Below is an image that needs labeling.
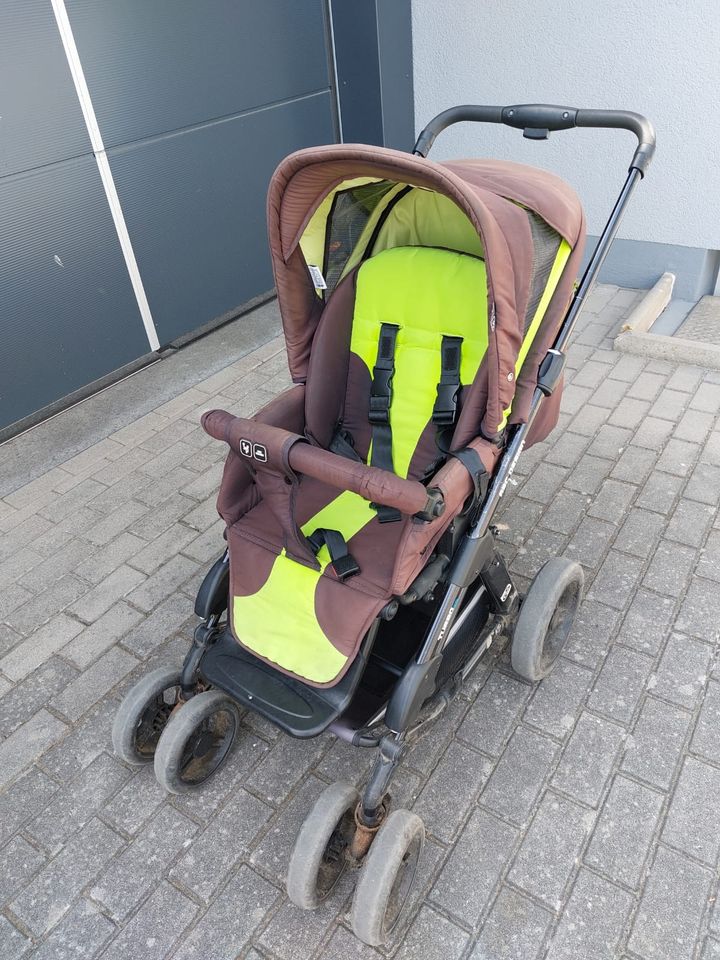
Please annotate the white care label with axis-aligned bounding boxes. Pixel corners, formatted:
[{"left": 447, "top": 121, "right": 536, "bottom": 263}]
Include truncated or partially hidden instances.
[{"left": 307, "top": 264, "right": 327, "bottom": 290}]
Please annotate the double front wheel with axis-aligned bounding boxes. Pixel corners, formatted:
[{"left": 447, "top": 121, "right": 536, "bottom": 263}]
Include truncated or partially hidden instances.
[
  {"left": 287, "top": 781, "right": 425, "bottom": 946},
  {"left": 112, "top": 668, "right": 240, "bottom": 793}
]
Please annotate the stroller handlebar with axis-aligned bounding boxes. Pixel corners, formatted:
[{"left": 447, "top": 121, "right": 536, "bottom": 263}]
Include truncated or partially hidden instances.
[{"left": 413, "top": 103, "right": 656, "bottom": 176}]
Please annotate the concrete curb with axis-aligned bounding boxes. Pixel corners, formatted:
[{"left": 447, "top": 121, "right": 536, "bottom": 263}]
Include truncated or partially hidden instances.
[
  {"left": 620, "top": 272, "right": 675, "bottom": 334},
  {"left": 614, "top": 330, "right": 720, "bottom": 369}
]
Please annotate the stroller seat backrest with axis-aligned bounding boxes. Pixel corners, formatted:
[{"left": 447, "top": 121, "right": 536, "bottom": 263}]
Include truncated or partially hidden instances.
[{"left": 306, "top": 245, "right": 489, "bottom": 481}]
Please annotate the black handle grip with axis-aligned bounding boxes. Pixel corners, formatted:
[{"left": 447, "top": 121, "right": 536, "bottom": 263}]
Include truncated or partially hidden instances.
[{"left": 413, "top": 103, "right": 656, "bottom": 175}]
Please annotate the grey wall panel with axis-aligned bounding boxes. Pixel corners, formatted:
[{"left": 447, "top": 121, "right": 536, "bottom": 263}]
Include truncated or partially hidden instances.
[
  {"left": 0, "top": 0, "right": 91, "bottom": 177},
  {"left": 66, "top": 0, "right": 331, "bottom": 148},
  {"left": 0, "top": 157, "right": 149, "bottom": 430},
  {"left": 107, "top": 92, "right": 335, "bottom": 345}
]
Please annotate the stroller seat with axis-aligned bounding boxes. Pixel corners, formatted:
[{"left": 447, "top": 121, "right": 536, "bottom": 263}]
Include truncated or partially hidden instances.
[{"left": 226, "top": 245, "right": 491, "bottom": 684}]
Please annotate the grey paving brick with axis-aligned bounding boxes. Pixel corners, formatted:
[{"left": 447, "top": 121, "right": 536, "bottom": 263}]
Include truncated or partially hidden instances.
[
  {"left": 537, "top": 488, "right": 587, "bottom": 535},
  {"left": 72, "top": 532, "right": 145, "bottom": 586},
  {"left": 563, "top": 600, "right": 620, "bottom": 669},
  {"left": 124, "top": 555, "right": 199, "bottom": 612},
  {"left": 319, "top": 925, "right": 383, "bottom": 959},
  {"left": 511, "top": 529, "right": 568, "bottom": 580},
  {"left": 545, "top": 868, "right": 634, "bottom": 960},
  {"left": 608, "top": 395, "right": 650, "bottom": 430},
  {"left": 457, "top": 671, "right": 531, "bottom": 756},
  {"left": 51, "top": 647, "right": 137, "bottom": 722},
  {"left": 609, "top": 353, "right": 645, "bottom": 382},
  {"left": 629, "top": 845, "right": 713, "bottom": 960},
  {"left": 622, "top": 695, "right": 692, "bottom": 791},
  {"left": 636, "top": 470, "right": 685, "bottom": 516},
  {"left": 119, "top": 592, "right": 191, "bottom": 658},
  {"left": 172, "top": 866, "right": 280, "bottom": 960},
  {"left": 627, "top": 371, "right": 667, "bottom": 402},
  {"left": 691, "top": 680, "right": 720, "bottom": 763},
  {"left": 20, "top": 539, "right": 94, "bottom": 592},
  {"left": 675, "top": 407, "right": 715, "bottom": 444},
  {"left": 643, "top": 540, "right": 696, "bottom": 598},
  {"left": 248, "top": 733, "right": 328, "bottom": 806},
  {"left": 0, "top": 916, "right": 30, "bottom": 960},
  {"left": 587, "top": 551, "right": 644, "bottom": 611},
  {"left": 666, "top": 365, "right": 705, "bottom": 393},
  {"left": 68, "top": 564, "right": 146, "bottom": 624},
  {"left": 0, "top": 613, "right": 84, "bottom": 682},
  {"left": 650, "top": 388, "right": 691, "bottom": 423},
  {"left": 481, "top": 726, "right": 558, "bottom": 826},
  {"left": 565, "top": 455, "right": 613, "bottom": 495},
  {"left": 39, "top": 697, "right": 117, "bottom": 781},
  {"left": 0, "top": 580, "right": 33, "bottom": 622},
  {"left": 518, "top": 464, "right": 568, "bottom": 505},
  {"left": 404, "top": 695, "right": 472, "bottom": 778},
  {"left": 610, "top": 444, "right": 658, "bottom": 484},
  {"left": 82, "top": 501, "right": 149, "bottom": 547},
  {"left": 10, "top": 818, "right": 124, "bottom": 936},
  {"left": 572, "top": 360, "right": 609, "bottom": 390},
  {"left": 545, "top": 431, "right": 591, "bottom": 469},
  {"left": 684, "top": 462, "right": 720, "bottom": 507},
  {"left": 0, "top": 709, "right": 68, "bottom": 789},
  {"left": 470, "top": 886, "right": 552, "bottom": 960},
  {"left": 0, "top": 657, "right": 78, "bottom": 737},
  {"left": 702, "top": 431, "right": 720, "bottom": 466},
  {"left": 692, "top": 381, "right": 720, "bottom": 413},
  {"left": 590, "top": 375, "right": 631, "bottom": 409},
  {"left": 0, "top": 767, "right": 59, "bottom": 846},
  {"left": 90, "top": 805, "right": 197, "bottom": 920},
  {"left": 565, "top": 516, "right": 616, "bottom": 569},
  {"left": 703, "top": 938, "right": 720, "bottom": 960},
  {"left": 395, "top": 905, "right": 469, "bottom": 960},
  {"left": 666, "top": 498, "right": 715, "bottom": 547},
  {"left": 676, "top": 577, "right": 720, "bottom": 643},
  {"left": 0, "top": 622, "right": 22, "bottom": 658},
  {"left": 663, "top": 757, "right": 720, "bottom": 865},
  {"left": 98, "top": 881, "right": 198, "bottom": 960},
  {"left": 101, "top": 766, "right": 167, "bottom": 836},
  {"left": 617, "top": 588, "right": 674, "bottom": 655},
  {"left": 587, "top": 424, "right": 633, "bottom": 461},
  {"left": 257, "top": 888, "right": 352, "bottom": 960},
  {"left": 431, "top": 808, "right": 517, "bottom": 925},
  {"left": 585, "top": 774, "right": 663, "bottom": 888},
  {"left": 414, "top": 740, "right": 492, "bottom": 841},
  {"left": 552, "top": 712, "right": 625, "bottom": 807},
  {"left": 127, "top": 493, "right": 196, "bottom": 542},
  {"left": 181, "top": 495, "right": 220, "bottom": 532},
  {"left": 523, "top": 658, "right": 593, "bottom": 739},
  {"left": 651, "top": 633, "right": 712, "bottom": 709},
  {"left": 31, "top": 899, "right": 116, "bottom": 960},
  {"left": 170, "top": 787, "right": 272, "bottom": 901},
  {"left": 181, "top": 519, "right": 226, "bottom": 563},
  {"left": 697, "top": 530, "right": 720, "bottom": 583},
  {"left": 27, "top": 752, "right": 130, "bottom": 853},
  {"left": 613, "top": 508, "right": 665, "bottom": 560},
  {"left": 568, "top": 402, "right": 610, "bottom": 436},
  {"left": 633, "top": 415, "right": 675, "bottom": 451},
  {"left": 509, "top": 792, "right": 592, "bottom": 909},
  {"left": 586, "top": 479, "right": 636, "bottom": 523},
  {"left": 588, "top": 646, "right": 654, "bottom": 725},
  {"left": 61, "top": 601, "right": 145, "bottom": 669},
  {"left": 127, "top": 522, "right": 198, "bottom": 576},
  {"left": 0, "top": 835, "right": 46, "bottom": 904},
  {"left": 657, "top": 437, "right": 700, "bottom": 478}
]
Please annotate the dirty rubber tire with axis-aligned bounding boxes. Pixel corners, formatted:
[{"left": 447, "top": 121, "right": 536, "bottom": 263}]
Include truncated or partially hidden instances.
[
  {"left": 351, "top": 809, "right": 425, "bottom": 946},
  {"left": 112, "top": 666, "right": 182, "bottom": 765},
  {"left": 287, "top": 781, "right": 360, "bottom": 910},
  {"left": 511, "top": 557, "right": 584, "bottom": 682},
  {"left": 153, "top": 688, "right": 240, "bottom": 794}
]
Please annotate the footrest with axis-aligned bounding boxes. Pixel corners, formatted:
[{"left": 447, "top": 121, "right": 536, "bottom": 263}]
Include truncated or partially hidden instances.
[{"left": 199, "top": 627, "right": 370, "bottom": 738}]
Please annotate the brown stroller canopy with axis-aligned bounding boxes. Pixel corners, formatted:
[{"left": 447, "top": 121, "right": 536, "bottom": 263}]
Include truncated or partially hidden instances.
[{"left": 267, "top": 143, "right": 586, "bottom": 437}]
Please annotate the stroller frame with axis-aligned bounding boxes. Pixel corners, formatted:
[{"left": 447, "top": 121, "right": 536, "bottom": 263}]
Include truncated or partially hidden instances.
[{"left": 114, "top": 102, "right": 655, "bottom": 944}]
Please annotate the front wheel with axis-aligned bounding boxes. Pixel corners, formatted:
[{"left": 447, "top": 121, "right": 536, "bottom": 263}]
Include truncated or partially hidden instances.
[
  {"left": 153, "top": 689, "right": 240, "bottom": 794},
  {"left": 351, "top": 809, "right": 425, "bottom": 946},
  {"left": 511, "top": 557, "right": 584, "bottom": 682},
  {"left": 112, "top": 666, "right": 183, "bottom": 765}
]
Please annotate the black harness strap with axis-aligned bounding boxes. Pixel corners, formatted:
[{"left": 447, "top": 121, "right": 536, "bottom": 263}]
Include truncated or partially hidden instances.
[
  {"left": 328, "top": 426, "right": 363, "bottom": 463},
  {"left": 369, "top": 323, "right": 401, "bottom": 522},
  {"left": 451, "top": 447, "right": 488, "bottom": 523},
  {"left": 432, "top": 335, "right": 463, "bottom": 428},
  {"left": 307, "top": 528, "right": 360, "bottom": 581}
]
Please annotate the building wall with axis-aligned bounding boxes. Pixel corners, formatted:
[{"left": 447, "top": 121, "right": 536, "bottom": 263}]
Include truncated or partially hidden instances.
[{"left": 411, "top": 0, "right": 720, "bottom": 296}]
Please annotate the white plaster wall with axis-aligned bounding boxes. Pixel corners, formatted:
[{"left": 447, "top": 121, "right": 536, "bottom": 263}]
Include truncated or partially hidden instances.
[{"left": 412, "top": 0, "right": 720, "bottom": 250}]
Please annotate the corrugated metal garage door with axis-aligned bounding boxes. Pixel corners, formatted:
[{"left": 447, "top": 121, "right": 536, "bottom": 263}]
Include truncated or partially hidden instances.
[{"left": 0, "top": 0, "right": 337, "bottom": 433}]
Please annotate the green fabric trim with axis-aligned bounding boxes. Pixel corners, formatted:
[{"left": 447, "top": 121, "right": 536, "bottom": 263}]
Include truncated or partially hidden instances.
[{"left": 351, "top": 246, "right": 489, "bottom": 478}]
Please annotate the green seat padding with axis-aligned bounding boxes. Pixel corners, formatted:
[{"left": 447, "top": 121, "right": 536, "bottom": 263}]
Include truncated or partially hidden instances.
[{"left": 232, "top": 246, "right": 490, "bottom": 684}]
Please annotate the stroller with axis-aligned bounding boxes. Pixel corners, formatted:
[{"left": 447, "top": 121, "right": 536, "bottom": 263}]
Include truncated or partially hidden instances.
[{"left": 114, "top": 103, "right": 655, "bottom": 944}]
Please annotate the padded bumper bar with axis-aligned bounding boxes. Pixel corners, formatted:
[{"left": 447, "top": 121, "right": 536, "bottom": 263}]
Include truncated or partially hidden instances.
[{"left": 201, "top": 409, "right": 445, "bottom": 522}]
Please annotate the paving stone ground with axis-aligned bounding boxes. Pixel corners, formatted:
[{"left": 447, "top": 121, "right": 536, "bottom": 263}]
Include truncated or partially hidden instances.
[{"left": 1, "top": 284, "right": 720, "bottom": 959}]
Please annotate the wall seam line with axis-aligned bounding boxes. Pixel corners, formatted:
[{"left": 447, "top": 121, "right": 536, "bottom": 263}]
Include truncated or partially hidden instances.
[{"left": 50, "top": 0, "right": 161, "bottom": 352}]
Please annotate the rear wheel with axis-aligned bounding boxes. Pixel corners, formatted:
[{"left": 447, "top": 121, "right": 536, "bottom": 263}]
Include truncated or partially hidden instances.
[
  {"left": 153, "top": 689, "right": 240, "bottom": 793},
  {"left": 511, "top": 557, "right": 584, "bottom": 682},
  {"left": 287, "top": 781, "right": 360, "bottom": 910},
  {"left": 351, "top": 809, "right": 424, "bottom": 946},
  {"left": 112, "top": 666, "right": 183, "bottom": 765}
]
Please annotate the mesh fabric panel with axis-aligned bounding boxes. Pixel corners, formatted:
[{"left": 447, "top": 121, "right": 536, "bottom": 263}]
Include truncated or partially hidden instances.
[
  {"left": 524, "top": 212, "right": 562, "bottom": 337},
  {"left": 323, "top": 181, "right": 395, "bottom": 293}
]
